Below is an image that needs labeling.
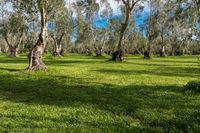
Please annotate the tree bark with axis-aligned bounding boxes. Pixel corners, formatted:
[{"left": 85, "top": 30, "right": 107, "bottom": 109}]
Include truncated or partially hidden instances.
[
  {"left": 160, "top": 45, "right": 166, "bottom": 57},
  {"left": 27, "top": 37, "right": 47, "bottom": 70},
  {"left": 9, "top": 46, "right": 18, "bottom": 57},
  {"left": 95, "top": 46, "right": 103, "bottom": 57},
  {"left": 52, "top": 33, "right": 65, "bottom": 57},
  {"left": 4, "top": 31, "right": 23, "bottom": 57},
  {"left": 53, "top": 43, "right": 62, "bottom": 56},
  {"left": 144, "top": 47, "right": 151, "bottom": 59},
  {"left": 111, "top": 0, "right": 140, "bottom": 61},
  {"left": 27, "top": 3, "right": 48, "bottom": 70},
  {"left": 144, "top": 40, "right": 151, "bottom": 59},
  {"left": 159, "top": 30, "right": 166, "bottom": 57},
  {"left": 144, "top": 24, "right": 154, "bottom": 59},
  {"left": 112, "top": 7, "right": 130, "bottom": 61}
]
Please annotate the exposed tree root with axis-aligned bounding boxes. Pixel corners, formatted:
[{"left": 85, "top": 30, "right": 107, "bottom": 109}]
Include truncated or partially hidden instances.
[{"left": 26, "top": 64, "right": 48, "bottom": 71}]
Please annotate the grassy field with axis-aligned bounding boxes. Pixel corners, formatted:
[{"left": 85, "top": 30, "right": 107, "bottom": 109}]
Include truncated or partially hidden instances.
[{"left": 0, "top": 53, "right": 199, "bottom": 133}]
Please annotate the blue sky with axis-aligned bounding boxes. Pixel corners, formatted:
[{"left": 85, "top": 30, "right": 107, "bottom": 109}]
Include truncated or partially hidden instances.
[
  {"left": 93, "top": 10, "right": 149, "bottom": 29},
  {"left": 91, "top": 0, "right": 149, "bottom": 29},
  {"left": 66, "top": 0, "right": 149, "bottom": 29}
]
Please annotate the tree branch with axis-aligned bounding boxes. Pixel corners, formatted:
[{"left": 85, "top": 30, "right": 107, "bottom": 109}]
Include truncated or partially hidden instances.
[
  {"left": 4, "top": 34, "right": 11, "bottom": 48},
  {"left": 130, "top": 0, "right": 140, "bottom": 11},
  {"left": 57, "top": 32, "right": 65, "bottom": 45},
  {"left": 122, "top": 0, "right": 127, "bottom": 6},
  {"left": 16, "top": 30, "right": 24, "bottom": 48}
]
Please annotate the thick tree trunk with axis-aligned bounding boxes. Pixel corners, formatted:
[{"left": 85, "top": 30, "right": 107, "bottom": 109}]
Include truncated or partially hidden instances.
[
  {"left": 144, "top": 48, "right": 151, "bottom": 59},
  {"left": 9, "top": 46, "right": 18, "bottom": 57},
  {"left": 53, "top": 43, "right": 62, "bottom": 56},
  {"left": 95, "top": 46, "right": 103, "bottom": 57},
  {"left": 27, "top": 4, "right": 48, "bottom": 71},
  {"left": 27, "top": 36, "right": 47, "bottom": 70},
  {"left": 112, "top": 50, "right": 123, "bottom": 61}
]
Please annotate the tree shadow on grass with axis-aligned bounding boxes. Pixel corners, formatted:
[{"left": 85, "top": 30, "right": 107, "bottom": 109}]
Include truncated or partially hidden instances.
[
  {"left": 149, "top": 59, "right": 198, "bottom": 64},
  {"left": 0, "top": 57, "right": 27, "bottom": 64},
  {"left": 0, "top": 67, "right": 24, "bottom": 72},
  {"left": 46, "top": 59, "right": 105, "bottom": 67},
  {"left": 125, "top": 61, "right": 198, "bottom": 67},
  {"left": 94, "top": 66, "right": 200, "bottom": 78},
  {"left": 0, "top": 55, "right": 106, "bottom": 66},
  {"left": 0, "top": 74, "right": 199, "bottom": 132}
]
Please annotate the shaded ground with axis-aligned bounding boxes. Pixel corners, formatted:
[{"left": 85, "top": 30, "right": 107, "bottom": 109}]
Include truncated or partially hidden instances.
[{"left": 0, "top": 54, "right": 199, "bottom": 133}]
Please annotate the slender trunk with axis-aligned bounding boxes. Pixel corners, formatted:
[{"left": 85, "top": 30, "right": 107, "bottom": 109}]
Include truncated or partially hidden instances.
[
  {"left": 160, "top": 45, "right": 166, "bottom": 57},
  {"left": 181, "top": 49, "right": 185, "bottom": 55},
  {"left": 112, "top": 8, "right": 130, "bottom": 61},
  {"left": 180, "top": 41, "right": 185, "bottom": 55},
  {"left": 144, "top": 32, "right": 151, "bottom": 59},
  {"left": 27, "top": 4, "right": 48, "bottom": 70},
  {"left": 53, "top": 42, "right": 59, "bottom": 56},
  {"left": 52, "top": 33, "right": 65, "bottom": 56},
  {"left": 171, "top": 48, "right": 175, "bottom": 56},
  {"left": 160, "top": 30, "right": 166, "bottom": 57},
  {"left": 53, "top": 43, "right": 62, "bottom": 56},
  {"left": 144, "top": 40, "right": 151, "bottom": 59},
  {"left": 144, "top": 24, "right": 153, "bottom": 59},
  {"left": 44, "top": 42, "right": 49, "bottom": 53}
]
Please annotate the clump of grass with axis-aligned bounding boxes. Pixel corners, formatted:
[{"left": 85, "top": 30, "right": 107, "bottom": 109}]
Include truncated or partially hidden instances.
[
  {"left": 185, "top": 80, "right": 200, "bottom": 93},
  {"left": 185, "top": 57, "right": 200, "bottom": 93}
]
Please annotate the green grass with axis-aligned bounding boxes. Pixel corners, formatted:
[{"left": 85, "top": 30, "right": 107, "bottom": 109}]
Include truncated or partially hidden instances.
[{"left": 0, "top": 53, "right": 199, "bottom": 133}]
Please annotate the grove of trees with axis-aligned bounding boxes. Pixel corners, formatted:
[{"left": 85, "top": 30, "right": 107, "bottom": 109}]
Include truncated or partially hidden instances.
[{"left": 0, "top": 0, "right": 199, "bottom": 70}]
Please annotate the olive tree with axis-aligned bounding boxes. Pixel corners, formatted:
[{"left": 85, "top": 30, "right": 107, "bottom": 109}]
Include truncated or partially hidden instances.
[{"left": 0, "top": 13, "right": 26, "bottom": 57}]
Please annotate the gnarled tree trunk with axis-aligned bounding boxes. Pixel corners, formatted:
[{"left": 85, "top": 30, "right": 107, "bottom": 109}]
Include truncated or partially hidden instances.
[
  {"left": 52, "top": 32, "right": 65, "bottom": 57},
  {"left": 4, "top": 31, "right": 23, "bottom": 57},
  {"left": 53, "top": 43, "right": 62, "bottom": 56},
  {"left": 27, "top": 3, "right": 48, "bottom": 70},
  {"left": 9, "top": 46, "right": 18, "bottom": 57},
  {"left": 95, "top": 46, "right": 103, "bottom": 57},
  {"left": 27, "top": 36, "right": 47, "bottom": 70}
]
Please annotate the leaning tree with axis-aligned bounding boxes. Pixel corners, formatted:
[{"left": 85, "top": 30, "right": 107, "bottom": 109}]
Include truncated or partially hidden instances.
[{"left": 112, "top": 0, "right": 143, "bottom": 61}]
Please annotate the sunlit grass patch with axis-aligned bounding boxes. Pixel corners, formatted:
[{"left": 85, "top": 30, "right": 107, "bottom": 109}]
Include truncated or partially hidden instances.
[{"left": 0, "top": 54, "right": 199, "bottom": 132}]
